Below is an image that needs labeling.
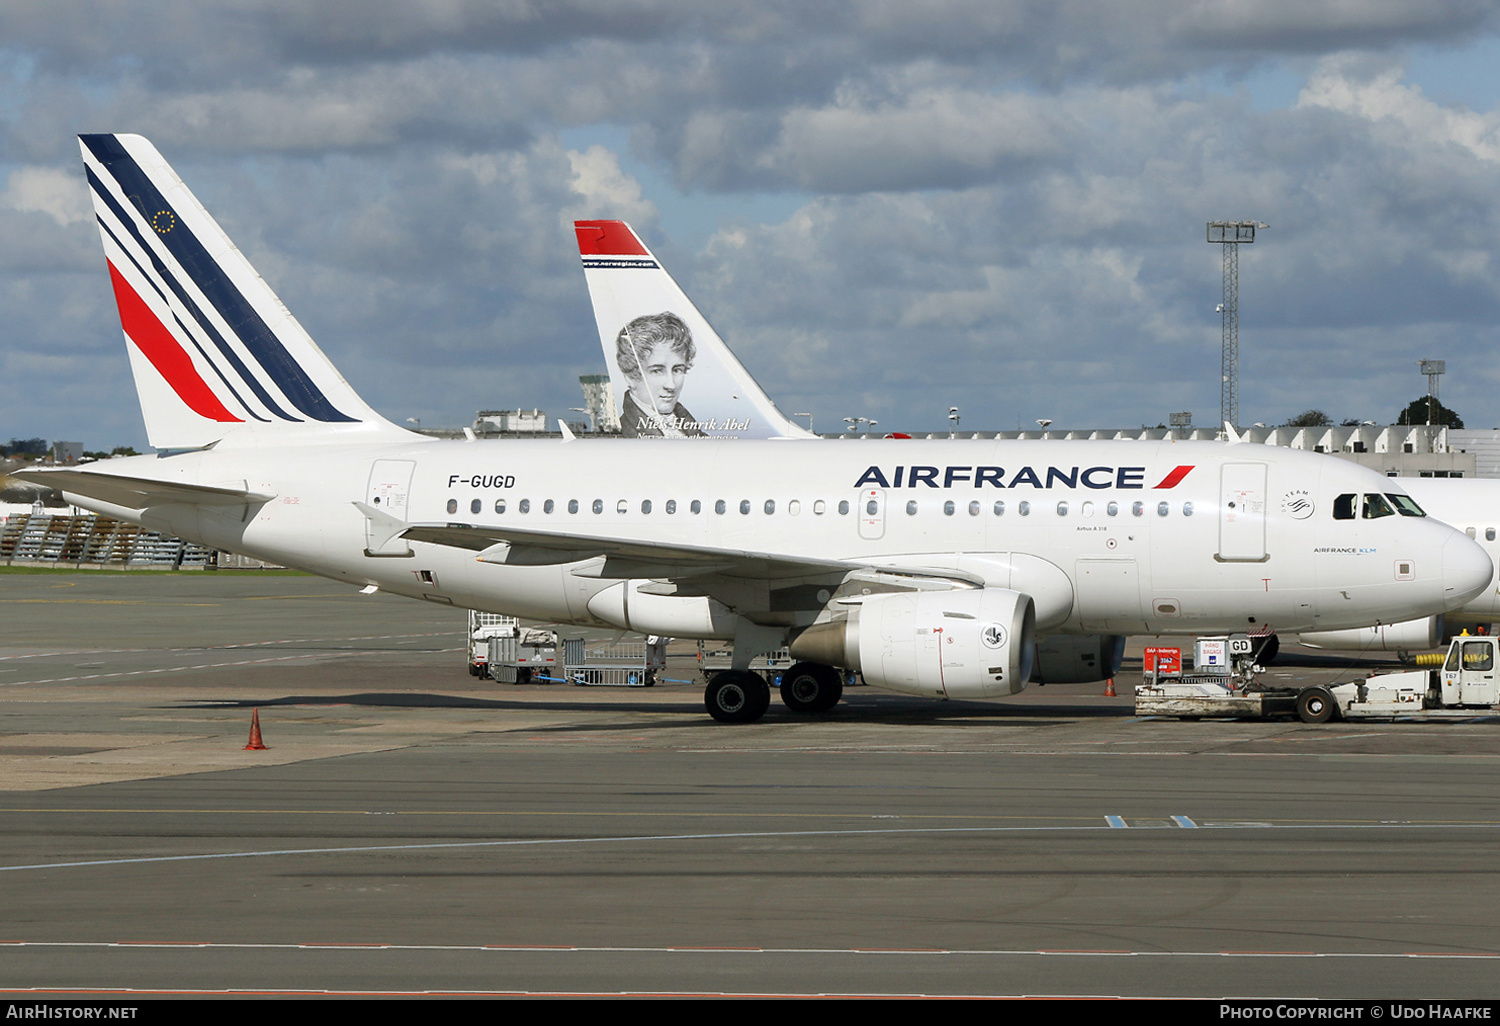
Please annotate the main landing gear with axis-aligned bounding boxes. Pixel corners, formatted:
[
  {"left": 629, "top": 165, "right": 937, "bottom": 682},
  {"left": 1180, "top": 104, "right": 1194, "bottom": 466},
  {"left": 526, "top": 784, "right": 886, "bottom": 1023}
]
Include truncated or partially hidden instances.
[
  {"left": 704, "top": 662, "right": 845, "bottom": 723},
  {"left": 704, "top": 670, "right": 771, "bottom": 723},
  {"left": 779, "top": 661, "right": 844, "bottom": 713}
]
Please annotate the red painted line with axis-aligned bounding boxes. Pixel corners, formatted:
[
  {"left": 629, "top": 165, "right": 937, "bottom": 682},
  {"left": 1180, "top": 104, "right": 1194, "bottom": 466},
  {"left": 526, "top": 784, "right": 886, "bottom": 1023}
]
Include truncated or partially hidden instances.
[{"left": 107, "top": 261, "right": 240, "bottom": 423}]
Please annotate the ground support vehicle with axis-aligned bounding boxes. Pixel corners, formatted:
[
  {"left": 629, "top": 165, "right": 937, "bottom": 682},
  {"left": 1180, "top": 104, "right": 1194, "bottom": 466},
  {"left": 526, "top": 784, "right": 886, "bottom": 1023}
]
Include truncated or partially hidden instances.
[
  {"left": 487, "top": 627, "right": 560, "bottom": 683},
  {"left": 1137, "top": 634, "right": 1500, "bottom": 723},
  {"left": 467, "top": 611, "right": 518, "bottom": 678},
  {"left": 562, "top": 636, "right": 666, "bottom": 687}
]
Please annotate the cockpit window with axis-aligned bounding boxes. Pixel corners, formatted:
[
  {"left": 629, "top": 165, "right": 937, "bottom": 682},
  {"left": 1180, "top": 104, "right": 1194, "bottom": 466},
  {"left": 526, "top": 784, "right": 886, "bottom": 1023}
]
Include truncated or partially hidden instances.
[
  {"left": 1333, "top": 493, "right": 1357, "bottom": 520},
  {"left": 1385, "top": 493, "right": 1426, "bottom": 517},
  {"left": 1362, "top": 493, "right": 1395, "bottom": 519}
]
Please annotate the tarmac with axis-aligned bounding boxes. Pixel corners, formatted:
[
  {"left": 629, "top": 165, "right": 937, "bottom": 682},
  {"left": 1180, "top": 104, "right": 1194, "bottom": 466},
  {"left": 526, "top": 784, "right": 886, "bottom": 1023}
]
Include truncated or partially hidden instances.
[{"left": 1, "top": 569, "right": 1499, "bottom": 998}]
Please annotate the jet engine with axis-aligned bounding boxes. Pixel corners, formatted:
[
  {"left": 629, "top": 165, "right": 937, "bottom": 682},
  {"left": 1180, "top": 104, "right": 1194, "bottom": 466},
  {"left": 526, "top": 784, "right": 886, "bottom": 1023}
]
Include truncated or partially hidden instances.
[
  {"left": 1030, "top": 634, "right": 1126, "bottom": 684},
  {"left": 789, "top": 587, "right": 1036, "bottom": 700},
  {"left": 1297, "top": 615, "right": 1444, "bottom": 652}
]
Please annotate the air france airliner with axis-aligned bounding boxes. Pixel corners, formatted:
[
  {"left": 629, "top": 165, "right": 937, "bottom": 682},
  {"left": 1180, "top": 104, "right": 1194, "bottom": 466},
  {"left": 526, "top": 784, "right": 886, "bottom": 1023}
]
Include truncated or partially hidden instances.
[
  {"left": 579, "top": 219, "right": 1500, "bottom": 663},
  {"left": 17, "top": 137, "right": 1492, "bottom": 724}
]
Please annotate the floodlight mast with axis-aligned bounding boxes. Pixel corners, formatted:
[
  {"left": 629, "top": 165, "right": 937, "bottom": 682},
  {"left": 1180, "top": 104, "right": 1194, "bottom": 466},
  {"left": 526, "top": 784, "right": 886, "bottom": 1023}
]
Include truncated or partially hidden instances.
[
  {"left": 1207, "top": 220, "right": 1266, "bottom": 431},
  {"left": 1419, "top": 360, "right": 1445, "bottom": 426}
]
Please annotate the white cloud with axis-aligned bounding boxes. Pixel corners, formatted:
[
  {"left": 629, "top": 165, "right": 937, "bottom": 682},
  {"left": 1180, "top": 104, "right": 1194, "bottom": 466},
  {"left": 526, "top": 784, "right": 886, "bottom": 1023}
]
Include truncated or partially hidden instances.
[
  {"left": 3, "top": 166, "right": 89, "bottom": 226},
  {"left": 1299, "top": 55, "right": 1500, "bottom": 162},
  {"left": 565, "top": 144, "right": 658, "bottom": 225}
]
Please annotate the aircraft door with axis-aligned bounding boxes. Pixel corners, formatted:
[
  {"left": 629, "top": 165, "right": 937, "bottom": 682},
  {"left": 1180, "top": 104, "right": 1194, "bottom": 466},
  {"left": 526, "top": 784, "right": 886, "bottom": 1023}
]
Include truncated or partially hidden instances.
[
  {"left": 1218, "top": 463, "right": 1268, "bottom": 562},
  {"left": 364, "top": 459, "right": 416, "bottom": 556},
  {"left": 858, "top": 488, "right": 886, "bottom": 540}
]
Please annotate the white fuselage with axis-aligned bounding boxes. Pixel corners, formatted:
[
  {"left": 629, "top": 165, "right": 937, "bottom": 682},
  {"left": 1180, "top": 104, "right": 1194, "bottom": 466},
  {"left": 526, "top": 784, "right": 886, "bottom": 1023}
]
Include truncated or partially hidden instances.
[
  {"left": 64, "top": 436, "right": 1492, "bottom": 639},
  {"left": 1398, "top": 477, "right": 1500, "bottom": 623}
]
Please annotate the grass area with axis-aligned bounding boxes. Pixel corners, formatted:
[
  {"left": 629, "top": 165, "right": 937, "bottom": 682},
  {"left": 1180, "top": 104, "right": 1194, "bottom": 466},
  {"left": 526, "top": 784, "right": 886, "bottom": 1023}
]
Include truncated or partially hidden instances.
[{"left": 0, "top": 564, "right": 310, "bottom": 576}]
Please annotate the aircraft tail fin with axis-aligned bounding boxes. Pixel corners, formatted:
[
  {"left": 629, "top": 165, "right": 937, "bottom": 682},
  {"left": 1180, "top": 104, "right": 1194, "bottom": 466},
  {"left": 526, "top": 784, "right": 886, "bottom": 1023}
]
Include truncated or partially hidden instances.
[
  {"left": 574, "top": 220, "right": 812, "bottom": 439},
  {"left": 79, "top": 134, "right": 405, "bottom": 450}
]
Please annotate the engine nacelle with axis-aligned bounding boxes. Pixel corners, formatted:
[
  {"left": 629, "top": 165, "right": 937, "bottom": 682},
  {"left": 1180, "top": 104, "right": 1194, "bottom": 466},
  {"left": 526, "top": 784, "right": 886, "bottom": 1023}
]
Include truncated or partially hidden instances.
[
  {"left": 1031, "top": 635, "right": 1126, "bottom": 684},
  {"left": 790, "top": 587, "right": 1036, "bottom": 700},
  {"left": 1297, "top": 615, "right": 1444, "bottom": 652}
]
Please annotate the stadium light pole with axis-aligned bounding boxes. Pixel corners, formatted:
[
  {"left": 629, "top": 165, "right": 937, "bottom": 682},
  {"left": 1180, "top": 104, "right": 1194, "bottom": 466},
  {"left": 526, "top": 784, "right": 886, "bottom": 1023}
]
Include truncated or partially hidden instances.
[{"left": 1207, "top": 220, "right": 1267, "bottom": 431}]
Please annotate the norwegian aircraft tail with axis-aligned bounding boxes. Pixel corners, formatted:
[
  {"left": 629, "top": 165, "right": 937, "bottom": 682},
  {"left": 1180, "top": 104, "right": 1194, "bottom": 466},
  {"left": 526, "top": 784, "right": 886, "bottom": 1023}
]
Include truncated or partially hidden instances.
[
  {"left": 80, "top": 134, "right": 406, "bottom": 450},
  {"left": 574, "top": 220, "right": 812, "bottom": 439}
]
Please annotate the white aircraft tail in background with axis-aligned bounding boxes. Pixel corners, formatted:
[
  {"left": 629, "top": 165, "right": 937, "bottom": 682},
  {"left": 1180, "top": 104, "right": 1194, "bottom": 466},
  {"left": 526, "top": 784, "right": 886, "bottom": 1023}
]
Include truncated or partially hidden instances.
[{"left": 574, "top": 220, "right": 812, "bottom": 440}]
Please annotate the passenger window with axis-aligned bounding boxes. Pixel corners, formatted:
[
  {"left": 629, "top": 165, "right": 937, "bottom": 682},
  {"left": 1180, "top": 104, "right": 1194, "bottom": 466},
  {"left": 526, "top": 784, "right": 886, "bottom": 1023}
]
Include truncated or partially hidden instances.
[
  {"left": 865, "top": 500, "right": 878, "bottom": 515},
  {"left": 1333, "top": 493, "right": 1356, "bottom": 520},
  {"left": 592, "top": 499, "right": 604, "bottom": 514},
  {"left": 813, "top": 500, "right": 826, "bottom": 515},
  {"left": 1157, "top": 501, "right": 1169, "bottom": 517},
  {"left": 1081, "top": 501, "right": 1094, "bottom": 518},
  {"left": 641, "top": 500, "right": 651, "bottom": 514},
  {"left": 1488, "top": 528, "right": 1496, "bottom": 542},
  {"left": 495, "top": 499, "right": 506, "bottom": 514},
  {"left": 1183, "top": 502, "right": 1194, "bottom": 517},
  {"left": 715, "top": 500, "right": 726, "bottom": 514},
  {"left": 764, "top": 500, "right": 775, "bottom": 515},
  {"left": 789, "top": 500, "right": 801, "bottom": 516},
  {"left": 1131, "top": 501, "right": 1144, "bottom": 517},
  {"left": 740, "top": 500, "right": 751, "bottom": 515},
  {"left": 838, "top": 500, "right": 850, "bottom": 515},
  {"left": 567, "top": 499, "right": 578, "bottom": 514},
  {"left": 1106, "top": 501, "right": 1118, "bottom": 517},
  {"left": 944, "top": 501, "right": 955, "bottom": 516},
  {"left": 519, "top": 499, "right": 531, "bottom": 514},
  {"left": 470, "top": 499, "right": 482, "bottom": 515},
  {"left": 616, "top": 499, "right": 628, "bottom": 514},
  {"left": 1362, "top": 494, "right": 1395, "bottom": 519},
  {"left": 1467, "top": 527, "right": 1477, "bottom": 539},
  {"left": 993, "top": 501, "right": 1005, "bottom": 516},
  {"left": 1019, "top": 501, "right": 1031, "bottom": 516},
  {"left": 968, "top": 501, "right": 980, "bottom": 516},
  {"left": 906, "top": 500, "right": 918, "bottom": 515},
  {"left": 666, "top": 500, "right": 676, "bottom": 514},
  {"left": 691, "top": 500, "right": 701, "bottom": 514},
  {"left": 447, "top": 499, "right": 459, "bottom": 515},
  {"left": 544, "top": 499, "right": 555, "bottom": 514},
  {"left": 1056, "top": 501, "right": 1068, "bottom": 516}
]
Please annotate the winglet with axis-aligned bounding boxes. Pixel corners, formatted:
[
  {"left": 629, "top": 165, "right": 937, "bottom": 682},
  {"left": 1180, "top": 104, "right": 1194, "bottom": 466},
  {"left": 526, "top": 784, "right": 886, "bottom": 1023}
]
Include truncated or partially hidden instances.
[
  {"left": 558, "top": 419, "right": 576, "bottom": 441},
  {"left": 1224, "top": 421, "right": 1244, "bottom": 444}
]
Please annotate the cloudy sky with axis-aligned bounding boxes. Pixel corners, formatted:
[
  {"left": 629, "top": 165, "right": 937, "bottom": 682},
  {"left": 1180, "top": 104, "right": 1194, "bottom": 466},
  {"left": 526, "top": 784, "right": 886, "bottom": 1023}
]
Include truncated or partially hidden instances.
[{"left": 4, "top": 1, "right": 1500, "bottom": 448}]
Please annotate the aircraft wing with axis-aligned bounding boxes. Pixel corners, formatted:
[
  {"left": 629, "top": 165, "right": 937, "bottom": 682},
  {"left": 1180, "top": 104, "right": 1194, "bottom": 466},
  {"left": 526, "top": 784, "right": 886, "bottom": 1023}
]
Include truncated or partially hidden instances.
[
  {"left": 11, "top": 468, "right": 275, "bottom": 509},
  {"left": 402, "top": 522, "right": 856, "bottom": 581}
]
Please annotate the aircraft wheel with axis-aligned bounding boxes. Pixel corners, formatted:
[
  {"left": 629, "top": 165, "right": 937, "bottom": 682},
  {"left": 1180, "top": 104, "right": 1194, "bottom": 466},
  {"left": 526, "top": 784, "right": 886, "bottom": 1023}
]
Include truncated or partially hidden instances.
[
  {"left": 1296, "top": 686, "right": 1336, "bottom": 724},
  {"left": 780, "top": 662, "right": 844, "bottom": 713},
  {"left": 705, "top": 670, "right": 771, "bottom": 723}
]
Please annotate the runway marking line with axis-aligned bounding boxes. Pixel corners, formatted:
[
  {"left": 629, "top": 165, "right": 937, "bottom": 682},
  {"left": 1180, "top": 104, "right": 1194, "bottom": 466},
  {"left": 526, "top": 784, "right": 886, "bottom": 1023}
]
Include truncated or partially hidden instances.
[
  {"left": 5, "top": 819, "right": 1500, "bottom": 876},
  {"left": 0, "top": 941, "right": 1496, "bottom": 962}
]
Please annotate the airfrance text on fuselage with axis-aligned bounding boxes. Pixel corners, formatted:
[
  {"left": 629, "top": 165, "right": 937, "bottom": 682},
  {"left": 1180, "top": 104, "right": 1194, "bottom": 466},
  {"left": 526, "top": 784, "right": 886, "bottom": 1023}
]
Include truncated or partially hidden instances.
[{"left": 853, "top": 465, "right": 1193, "bottom": 490}]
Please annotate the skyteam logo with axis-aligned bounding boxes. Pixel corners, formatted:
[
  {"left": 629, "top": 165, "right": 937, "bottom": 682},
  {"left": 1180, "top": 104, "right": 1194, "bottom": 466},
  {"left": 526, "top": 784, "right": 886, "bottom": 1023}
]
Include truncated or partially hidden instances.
[
  {"left": 1281, "top": 489, "right": 1315, "bottom": 519},
  {"left": 852, "top": 465, "right": 1194, "bottom": 490}
]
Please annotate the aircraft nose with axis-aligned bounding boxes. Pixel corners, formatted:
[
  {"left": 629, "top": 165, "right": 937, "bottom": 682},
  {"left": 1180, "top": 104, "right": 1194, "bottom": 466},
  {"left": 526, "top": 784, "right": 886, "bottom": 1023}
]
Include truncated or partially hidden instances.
[{"left": 1443, "top": 531, "right": 1494, "bottom": 611}]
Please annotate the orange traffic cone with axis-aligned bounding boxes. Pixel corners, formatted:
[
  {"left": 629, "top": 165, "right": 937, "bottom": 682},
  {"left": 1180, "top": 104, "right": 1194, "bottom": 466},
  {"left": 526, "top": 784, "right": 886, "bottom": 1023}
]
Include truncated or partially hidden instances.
[
  {"left": 244, "top": 708, "right": 267, "bottom": 750},
  {"left": 1104, "top": 677, "right": 1117, "bottom": 697}
]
